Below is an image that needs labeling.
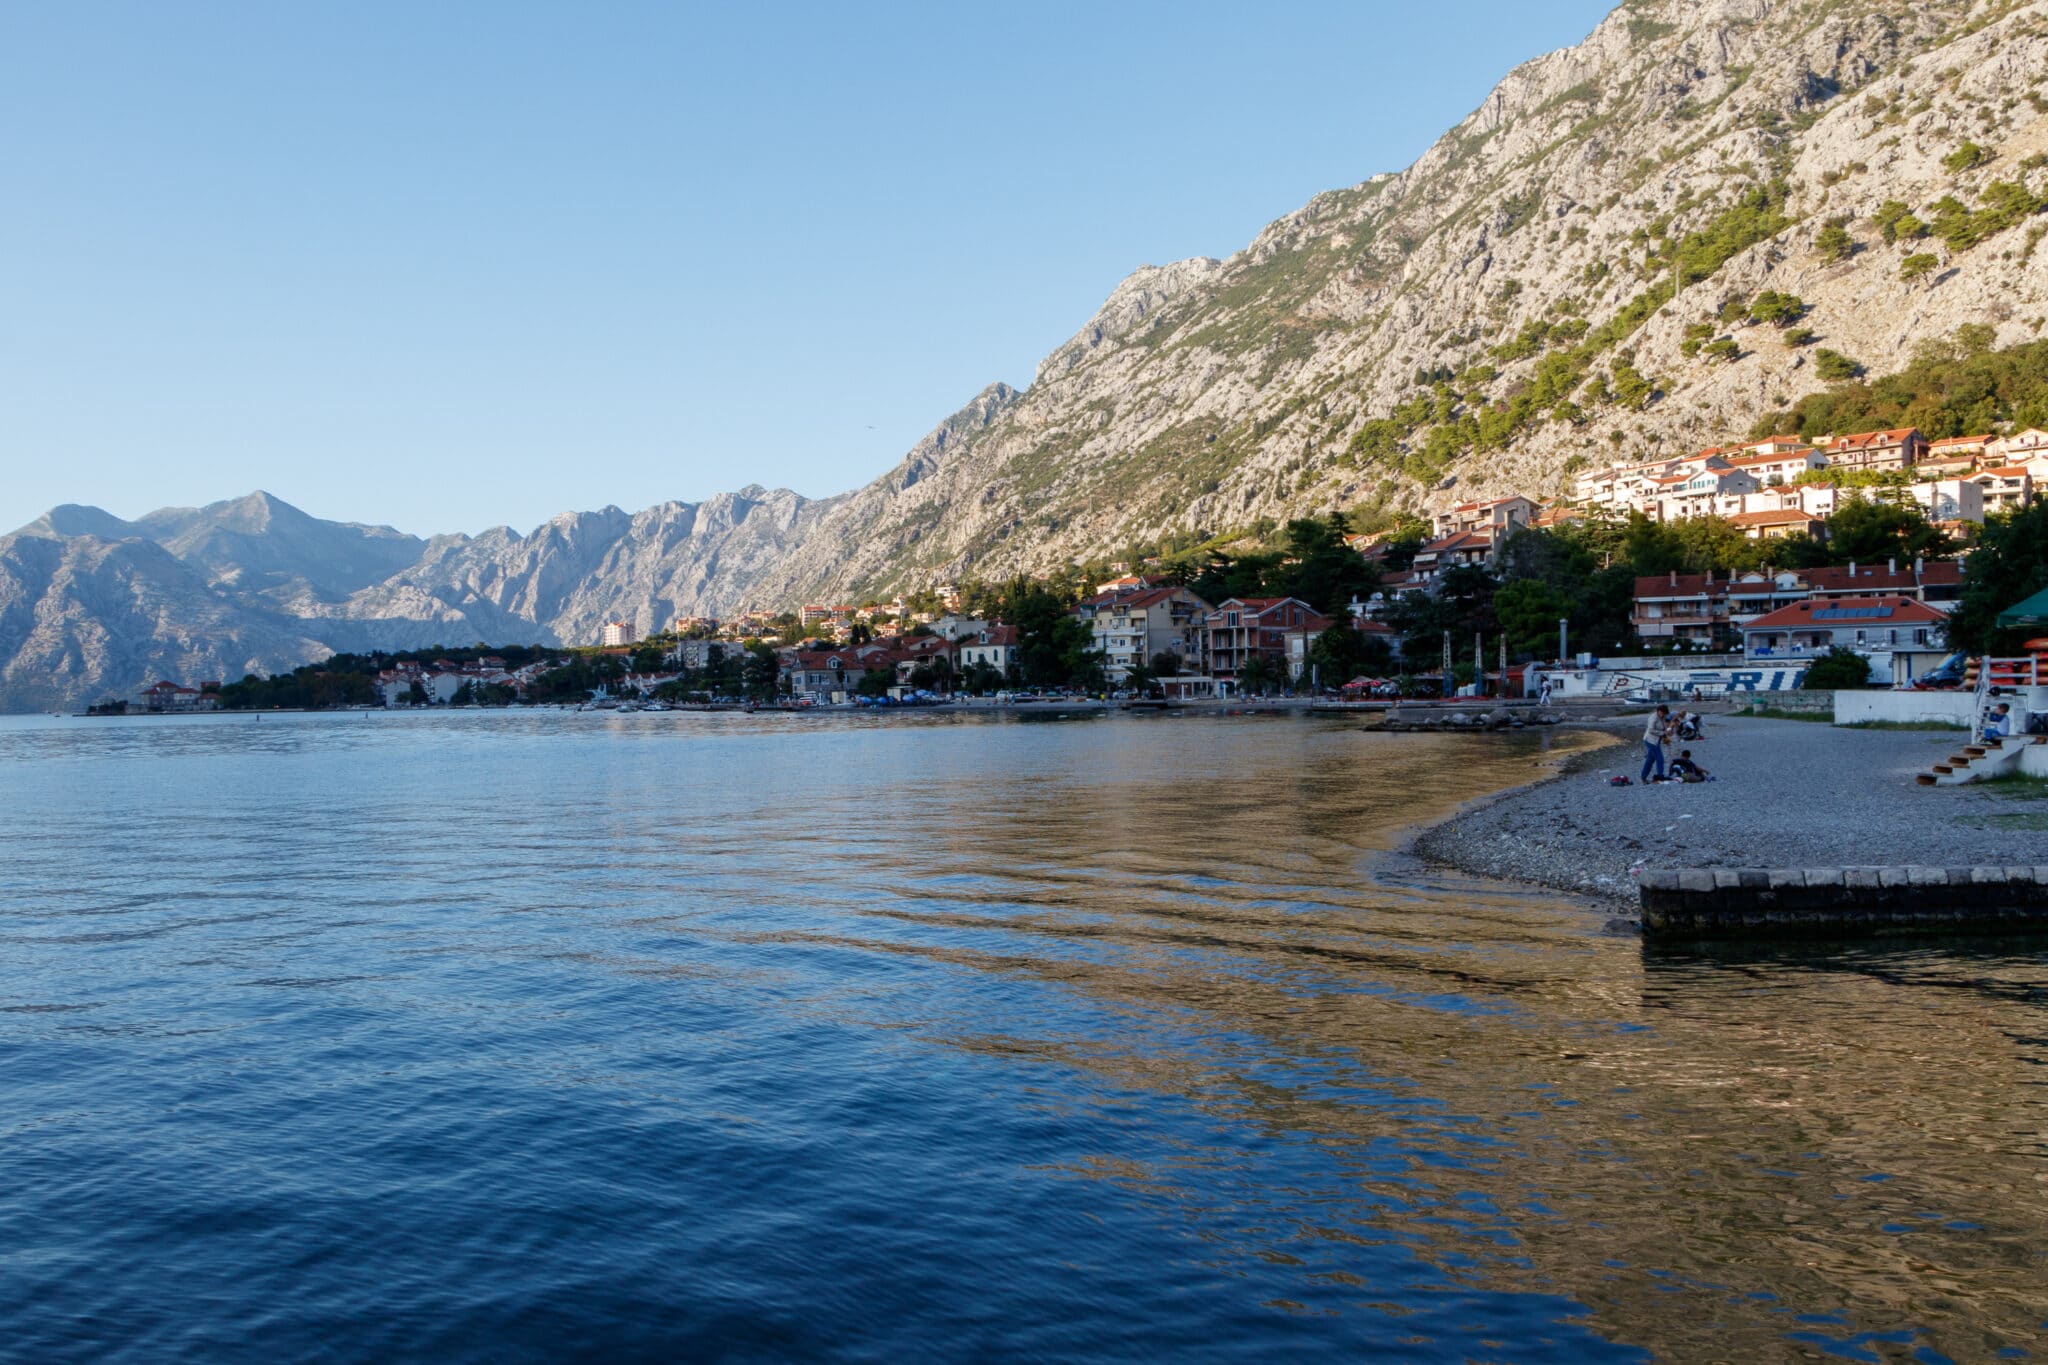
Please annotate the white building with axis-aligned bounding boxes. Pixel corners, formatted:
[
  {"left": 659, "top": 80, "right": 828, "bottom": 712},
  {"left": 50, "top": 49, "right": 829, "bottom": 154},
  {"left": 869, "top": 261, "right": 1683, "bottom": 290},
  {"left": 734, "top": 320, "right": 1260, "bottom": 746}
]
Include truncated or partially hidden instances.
[
  {"left": 1971, "top": 466, "right": 2035, "bottom": 513},
  {"left": 1724, "top": 446, "right": 1825, "bottom": 486},
  {"left": 957, "top": 625, "right": 1020, "bottom": 676},
  {"left": 1906, "top": 478, "right": 1985, "bottom": 524},
  {"left": 601, "top": 620, "right": 636, "bottom": 648}
]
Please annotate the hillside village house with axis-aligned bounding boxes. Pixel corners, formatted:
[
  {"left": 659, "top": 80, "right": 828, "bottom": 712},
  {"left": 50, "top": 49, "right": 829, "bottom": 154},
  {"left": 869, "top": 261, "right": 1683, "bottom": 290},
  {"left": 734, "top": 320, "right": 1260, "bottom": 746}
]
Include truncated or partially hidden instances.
[
  {"left": 956, "top": 625, "right": 1020, "bottom": 676},
  {"left": 1409, "top": 530, "right": 1497, "bottom": 583},
  {"left": 784, "top": 650, "right": 853, "bottom": 699},
  {"left": 1084, "top": 584, "right": 1210, "bottom": 682},
  {"left": 1726, "top": 508, "right": 1826, "bottom": 540},
  {"left": 1825, "top": 427, "right": 1927, "bottom": 473},
  {"left": 1906, "top": 478, "right": 1985, "bottom": 524},
  {"left": 1921, "top": 435, "right": 1991, "bottom": 475},
  {"left": 1204, "top": 597, "right": 1333, "bottom": 690},
  {"left": 1645, "top": 465, "right": 1761, "bottom": 520},
  {"left": 1740, "top": 594, "right": 1948, "bottom": 683},
  {"left": 1988, "top": 428, "right": 2048, "bottom": 463},
  {"left": 1736, "top": 483, "right": 1838, "bottom": 519},
  {"left": 780, "top": 635, "right": 950, "bottom": 698},
  {"left": 600, "top": 620, "right": 636, "bottom": 647},
  {"left": 666, "top": 638, "right": 726, "bottom": 671},
  {"left": 1724, "top": 446, "right": 1825, "bottom": 486},
  {"left": 1432, "top": 496, "right": 1537, "bottom": 539},
  {"left": 927, "top": 614, "right": 990, "bottom": 643},
  {"left": 376, "top": 667, "right": 467, "bottom": 706},
  {"left": 1970, "top": 465, "right": 2034, "bottom": 513}
]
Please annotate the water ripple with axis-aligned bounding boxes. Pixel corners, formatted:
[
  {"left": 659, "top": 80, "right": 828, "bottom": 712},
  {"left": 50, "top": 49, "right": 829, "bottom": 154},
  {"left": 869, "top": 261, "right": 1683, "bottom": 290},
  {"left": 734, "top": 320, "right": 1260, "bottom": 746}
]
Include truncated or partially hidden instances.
[{"left": 0, "top": 710, "right": 2042, "bottom": 1361}]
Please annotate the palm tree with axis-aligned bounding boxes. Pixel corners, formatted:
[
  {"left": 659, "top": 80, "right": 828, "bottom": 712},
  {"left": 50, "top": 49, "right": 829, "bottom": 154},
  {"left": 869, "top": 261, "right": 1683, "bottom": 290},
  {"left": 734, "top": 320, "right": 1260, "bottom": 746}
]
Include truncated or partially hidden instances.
[{"left": 1236, "top": 655, "right": 1278, "bottom": 696}]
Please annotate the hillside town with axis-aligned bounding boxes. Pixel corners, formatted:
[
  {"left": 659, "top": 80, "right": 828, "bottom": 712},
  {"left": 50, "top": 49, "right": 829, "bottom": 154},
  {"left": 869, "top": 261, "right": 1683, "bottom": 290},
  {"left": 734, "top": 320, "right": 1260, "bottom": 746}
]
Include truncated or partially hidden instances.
[{"left": 103, "top": 421, "right": 2048, "bottom": 715}]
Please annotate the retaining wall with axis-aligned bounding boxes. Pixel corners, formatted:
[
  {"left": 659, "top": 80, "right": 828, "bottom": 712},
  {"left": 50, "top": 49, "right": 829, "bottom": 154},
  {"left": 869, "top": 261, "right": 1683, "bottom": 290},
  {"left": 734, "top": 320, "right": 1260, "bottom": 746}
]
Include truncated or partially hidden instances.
[
  {"left": 1832, "top": 690, "right": 1973, "bottom": 728},
  {"left": 1737, "top": 690, "right": 1833, "bottom": 714},
  {"left": 1639, "top": 866, "right": 2048, "bottom": 938}
]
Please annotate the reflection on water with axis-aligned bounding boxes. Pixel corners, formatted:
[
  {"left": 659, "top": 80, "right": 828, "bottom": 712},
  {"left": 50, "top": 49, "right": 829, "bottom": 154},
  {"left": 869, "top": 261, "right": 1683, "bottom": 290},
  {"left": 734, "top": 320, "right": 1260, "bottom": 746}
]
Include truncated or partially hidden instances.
[{"left": 0, "top": 710, "right": 2043, "bottom": 1361}]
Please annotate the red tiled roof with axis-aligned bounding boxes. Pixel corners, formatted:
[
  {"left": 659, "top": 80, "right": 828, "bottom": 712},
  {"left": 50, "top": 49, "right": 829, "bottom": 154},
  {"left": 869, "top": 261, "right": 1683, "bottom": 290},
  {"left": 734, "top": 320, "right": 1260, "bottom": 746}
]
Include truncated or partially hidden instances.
[
  {"left": 1929, "top": 434, "right": 1991, "bottom": 449},
  {"left": 1724, "top": 449, "right": 1817, "bottom": 466},
  {"left": 1418, "top": 530, "right": 1494, "bottom": 552},
  {"left": 1742, "top": 594, "right": 1945, "bottom": 630},
  {"left": 1727, "top": 509, "right": 1820, "bottom": 527},
  {"left": 1830, "top": 427, "right": 1920, "bottom": 449},
  {"left": 1635, "top": 574, "right": 1727, "bottom": 600},
  {"left": 1802, "top": 562, "right": 1962, "bottom": 591}
]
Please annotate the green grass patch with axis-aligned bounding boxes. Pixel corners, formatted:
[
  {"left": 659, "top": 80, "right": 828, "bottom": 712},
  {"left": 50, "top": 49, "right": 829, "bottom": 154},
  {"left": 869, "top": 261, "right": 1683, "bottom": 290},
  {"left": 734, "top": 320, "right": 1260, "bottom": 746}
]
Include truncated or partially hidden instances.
[
  {"left": 1972, "top": 812, "right": 2048, "bottom": 830},
  {"left": 1975, "top": 770, "right": 2048, "bottom": 798},
  {"left": 1737, "top": 705, "right": 1831, "bottom": 722}
]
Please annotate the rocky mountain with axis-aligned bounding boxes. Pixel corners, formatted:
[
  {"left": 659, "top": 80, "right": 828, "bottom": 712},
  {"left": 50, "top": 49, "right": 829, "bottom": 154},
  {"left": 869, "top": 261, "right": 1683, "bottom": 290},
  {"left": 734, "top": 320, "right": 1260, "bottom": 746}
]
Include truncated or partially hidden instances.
[
  {"left": 758, "top": 0, "right": 2048, "bottom": 603},
  {"left": 130, "top": 491, "right": 426, "bottom": 603},
  {"left": 0, "top": 532, "right": 331, "bottom": 713},
  {"left": 9, "top": 0, "right": 2048, "bottom": 709}
]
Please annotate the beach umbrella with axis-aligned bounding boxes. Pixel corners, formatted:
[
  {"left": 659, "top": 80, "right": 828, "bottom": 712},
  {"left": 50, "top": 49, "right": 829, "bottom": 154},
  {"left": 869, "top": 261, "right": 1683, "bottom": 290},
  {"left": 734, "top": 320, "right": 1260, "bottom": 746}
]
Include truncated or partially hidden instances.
[{"left": 1996, "top": 585, "right": 2048, "bottom": 629}]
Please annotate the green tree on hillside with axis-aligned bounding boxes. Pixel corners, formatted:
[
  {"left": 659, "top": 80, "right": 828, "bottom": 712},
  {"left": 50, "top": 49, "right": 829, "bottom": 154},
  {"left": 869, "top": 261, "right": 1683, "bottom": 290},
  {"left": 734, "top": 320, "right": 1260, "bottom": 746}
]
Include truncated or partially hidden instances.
[
  {"left": 1947, "top": 502, "right": 2048, "bottom": 655},
  {"left": 1823, "top": 495, "right": 1953, "bottom": 563}
]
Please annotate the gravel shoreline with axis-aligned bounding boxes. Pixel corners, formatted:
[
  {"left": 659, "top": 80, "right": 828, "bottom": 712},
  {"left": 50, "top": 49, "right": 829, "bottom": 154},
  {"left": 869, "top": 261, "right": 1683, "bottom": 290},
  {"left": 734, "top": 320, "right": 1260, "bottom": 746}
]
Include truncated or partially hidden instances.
[{"left": 1411, "top": 715, "right": 2046, "bottom": 912}]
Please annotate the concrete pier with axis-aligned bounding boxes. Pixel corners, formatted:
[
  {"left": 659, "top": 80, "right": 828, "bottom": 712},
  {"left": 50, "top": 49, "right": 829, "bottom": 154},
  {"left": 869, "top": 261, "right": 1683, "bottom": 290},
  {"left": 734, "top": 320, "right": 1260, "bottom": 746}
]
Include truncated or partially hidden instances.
[{"left": 1639, "top": 866, "right": 2048, "bottom": 938}]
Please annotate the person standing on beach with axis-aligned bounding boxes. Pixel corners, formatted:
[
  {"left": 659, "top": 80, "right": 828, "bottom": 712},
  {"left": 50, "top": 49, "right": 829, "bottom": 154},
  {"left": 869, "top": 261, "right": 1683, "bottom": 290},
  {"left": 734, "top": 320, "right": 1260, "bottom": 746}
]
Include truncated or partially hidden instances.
[{"left": 1641, "top": 705, "right": 1670, "bottom": 783}]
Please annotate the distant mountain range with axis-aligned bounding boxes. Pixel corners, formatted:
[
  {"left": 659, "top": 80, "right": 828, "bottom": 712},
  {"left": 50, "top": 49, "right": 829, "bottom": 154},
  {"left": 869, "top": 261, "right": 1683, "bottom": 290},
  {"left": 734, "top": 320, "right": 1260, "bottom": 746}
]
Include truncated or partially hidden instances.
[{"left": 9, "top": 0, "right": 2048, "bottom": 710}]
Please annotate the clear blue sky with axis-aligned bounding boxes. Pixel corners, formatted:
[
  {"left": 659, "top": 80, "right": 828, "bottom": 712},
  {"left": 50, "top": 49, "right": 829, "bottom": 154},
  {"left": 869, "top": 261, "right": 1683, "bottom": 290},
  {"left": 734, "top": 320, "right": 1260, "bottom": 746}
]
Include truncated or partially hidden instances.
[{"left": 0, "top": 1, "right": 1615, "bottom": 538}]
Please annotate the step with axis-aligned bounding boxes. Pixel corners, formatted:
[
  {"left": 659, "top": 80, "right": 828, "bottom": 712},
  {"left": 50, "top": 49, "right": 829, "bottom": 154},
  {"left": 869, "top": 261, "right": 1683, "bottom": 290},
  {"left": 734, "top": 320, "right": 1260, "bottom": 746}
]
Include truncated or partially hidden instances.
[
  {"left": 1916, "top": 773, "right": 1939, "bottom": 786},
  {"left": 1965, "top": 746, "right": 1988, "bottom": 758},
  {"left": 1933, "top": 764, "right": 1954, "bottom": 774}
]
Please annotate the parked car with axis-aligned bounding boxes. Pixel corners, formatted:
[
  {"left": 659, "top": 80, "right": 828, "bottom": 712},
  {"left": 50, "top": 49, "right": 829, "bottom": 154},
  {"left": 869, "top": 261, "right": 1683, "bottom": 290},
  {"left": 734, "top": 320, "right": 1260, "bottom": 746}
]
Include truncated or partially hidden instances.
[{"left": 1911, "top": 652, "right": 1968, "bottom": 690}]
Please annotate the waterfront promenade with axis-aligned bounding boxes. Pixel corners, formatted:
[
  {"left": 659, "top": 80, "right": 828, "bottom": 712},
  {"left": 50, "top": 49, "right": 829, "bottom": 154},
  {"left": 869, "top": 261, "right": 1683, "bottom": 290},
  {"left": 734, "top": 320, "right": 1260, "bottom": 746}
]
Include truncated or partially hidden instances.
[{"left": 1414, "top": 716, "right": 2045, "bottom": 908}]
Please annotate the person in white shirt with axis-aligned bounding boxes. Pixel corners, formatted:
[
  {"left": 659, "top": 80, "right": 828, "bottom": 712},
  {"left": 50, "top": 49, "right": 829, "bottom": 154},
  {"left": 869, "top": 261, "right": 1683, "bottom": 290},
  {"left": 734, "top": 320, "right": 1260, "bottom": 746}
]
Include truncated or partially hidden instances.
[{"left": 1641, "top": 705, "right": 1670, "bottom": 782}]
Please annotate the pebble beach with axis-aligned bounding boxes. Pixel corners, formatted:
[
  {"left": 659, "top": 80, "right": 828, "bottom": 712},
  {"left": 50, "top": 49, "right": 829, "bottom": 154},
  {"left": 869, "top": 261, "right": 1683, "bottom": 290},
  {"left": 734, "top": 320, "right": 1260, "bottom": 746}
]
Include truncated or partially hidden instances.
[{"left": 1412, "top": 715, "right": 2047, "bottom": 910}]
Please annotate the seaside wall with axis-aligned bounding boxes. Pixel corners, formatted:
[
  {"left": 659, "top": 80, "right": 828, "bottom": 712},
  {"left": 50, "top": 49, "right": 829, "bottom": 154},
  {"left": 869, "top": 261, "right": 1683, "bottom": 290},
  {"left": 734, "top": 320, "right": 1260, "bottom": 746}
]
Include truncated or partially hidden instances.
[
  {"left": 1739, "top": 690, "right": 1833, "bottom": 715},
  {"left": 1640, "top": 866, "right": 2048, "bottom": 937},
  {"left": 1832, "top": 691, "right": 1973, "bottom": 727}
]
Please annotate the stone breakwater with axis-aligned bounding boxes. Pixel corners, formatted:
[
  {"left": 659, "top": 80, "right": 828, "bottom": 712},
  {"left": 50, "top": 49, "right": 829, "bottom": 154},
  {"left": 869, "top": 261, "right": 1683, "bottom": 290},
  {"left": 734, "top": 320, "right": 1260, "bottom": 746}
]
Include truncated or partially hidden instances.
[
  {"left": 1639, "top": 865, "right": 2048, "bottom": 938},
  {"left": 1413, "top": 717, "right": 2048, "bottom": 914}
]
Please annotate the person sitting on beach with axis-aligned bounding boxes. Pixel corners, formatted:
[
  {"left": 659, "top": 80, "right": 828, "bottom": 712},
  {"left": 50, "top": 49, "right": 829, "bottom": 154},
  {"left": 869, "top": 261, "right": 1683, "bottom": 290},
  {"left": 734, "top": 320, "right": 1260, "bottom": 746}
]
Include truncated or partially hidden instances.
[
  {"left": 1985, "top": 702, "right": 2013, "bottom": 739},
  {"left": 1668, "top": 749, "right": 1711, "bottom": 783},
  {"left": 1675, "top": 710, "right": 1703, "bottom": 741}
]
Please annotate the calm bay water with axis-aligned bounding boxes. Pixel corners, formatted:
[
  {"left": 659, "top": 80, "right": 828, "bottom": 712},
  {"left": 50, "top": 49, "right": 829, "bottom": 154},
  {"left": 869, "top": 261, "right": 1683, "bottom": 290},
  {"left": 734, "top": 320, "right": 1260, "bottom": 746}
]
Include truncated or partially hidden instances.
[{"left": 1, "top": 709, "right": 2044, "bottom": 1362}]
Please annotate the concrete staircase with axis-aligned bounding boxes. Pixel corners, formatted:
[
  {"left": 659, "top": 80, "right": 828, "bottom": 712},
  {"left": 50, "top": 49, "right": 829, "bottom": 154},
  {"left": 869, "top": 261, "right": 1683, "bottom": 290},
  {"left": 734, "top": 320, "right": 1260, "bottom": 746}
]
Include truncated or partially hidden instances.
[{"left": 1916, "top": 736, "right": 2043, "bottom": 786}]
